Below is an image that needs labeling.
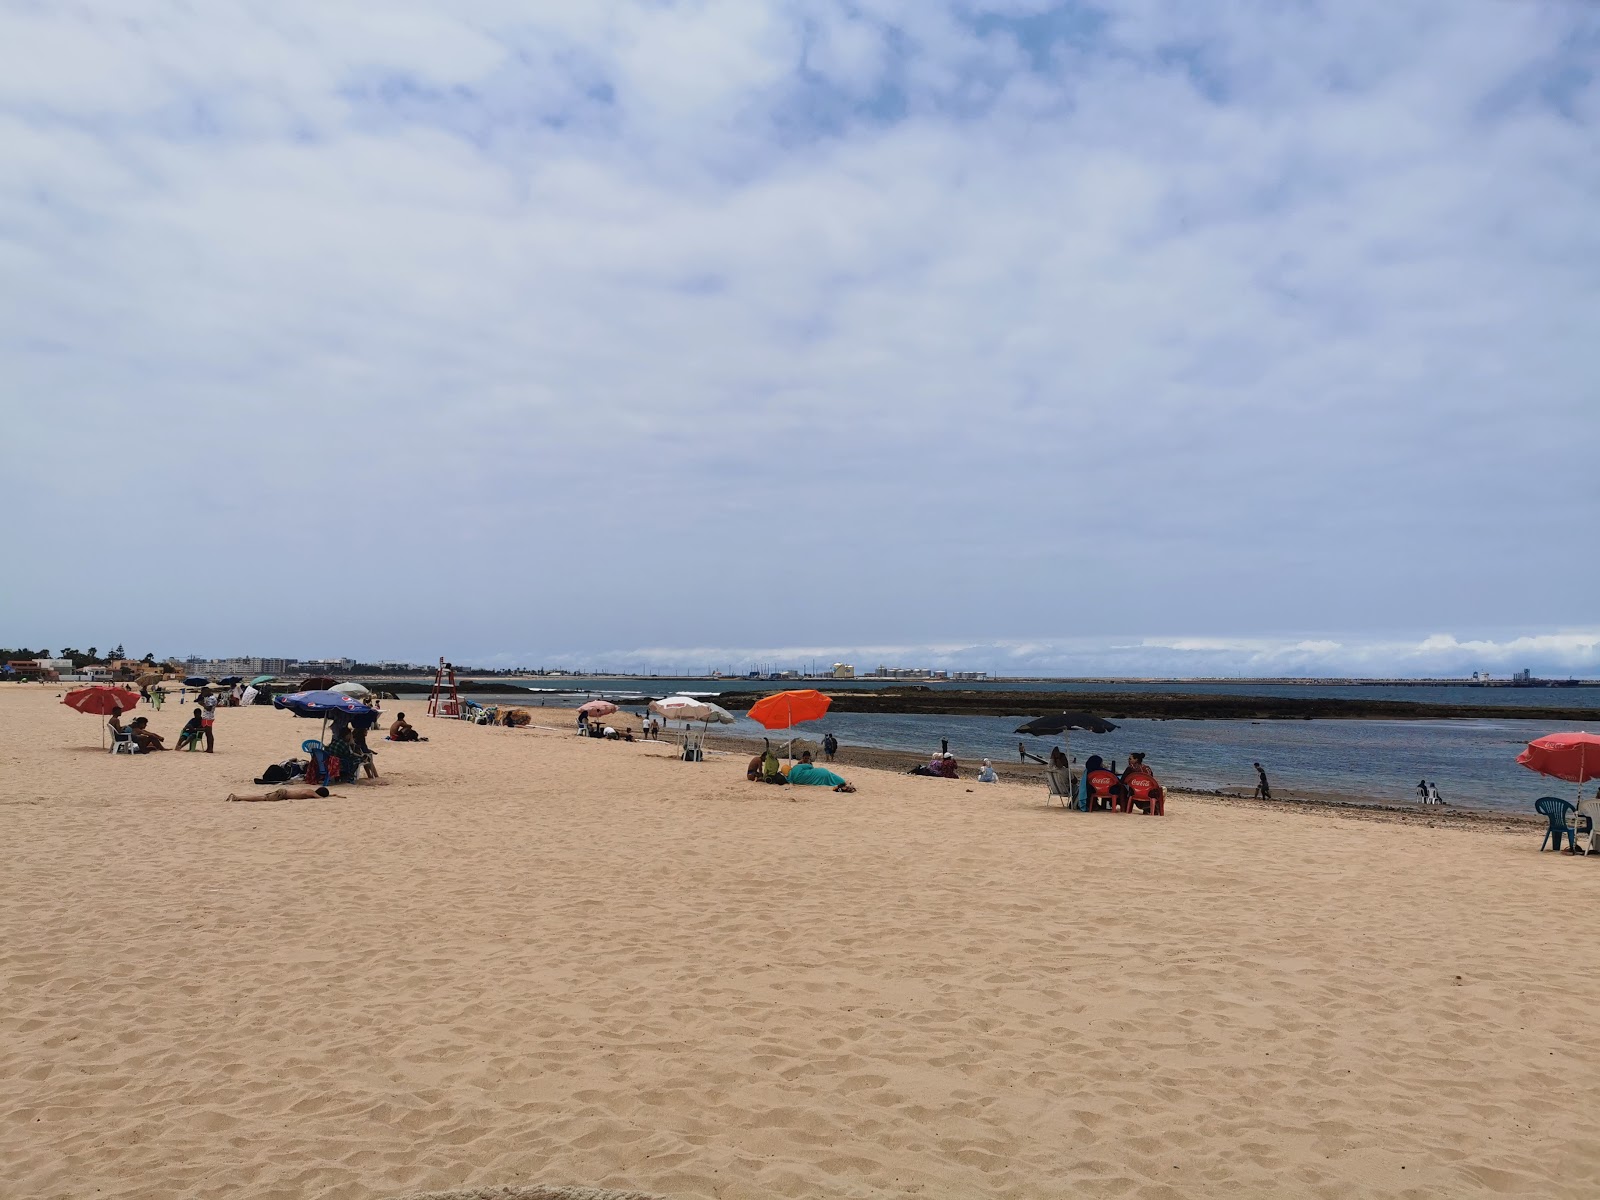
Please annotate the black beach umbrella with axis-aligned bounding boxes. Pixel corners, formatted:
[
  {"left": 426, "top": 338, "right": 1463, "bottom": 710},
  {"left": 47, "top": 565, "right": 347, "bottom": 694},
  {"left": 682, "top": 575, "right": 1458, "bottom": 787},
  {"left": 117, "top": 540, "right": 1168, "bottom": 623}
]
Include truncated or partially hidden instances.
[
  {"left": 1015, "top": 712, "right": 1117, "bottom": 777},
  {"left": 1014, "top": 712, "right": 1117, "bottom": 737}
]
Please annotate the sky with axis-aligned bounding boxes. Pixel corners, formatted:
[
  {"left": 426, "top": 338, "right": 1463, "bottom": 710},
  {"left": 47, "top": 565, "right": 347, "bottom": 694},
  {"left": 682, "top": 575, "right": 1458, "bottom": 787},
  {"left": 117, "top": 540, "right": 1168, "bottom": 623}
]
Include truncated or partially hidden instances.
[{"left": 1, "top": 0, "right": 1597, "bottom": 678}]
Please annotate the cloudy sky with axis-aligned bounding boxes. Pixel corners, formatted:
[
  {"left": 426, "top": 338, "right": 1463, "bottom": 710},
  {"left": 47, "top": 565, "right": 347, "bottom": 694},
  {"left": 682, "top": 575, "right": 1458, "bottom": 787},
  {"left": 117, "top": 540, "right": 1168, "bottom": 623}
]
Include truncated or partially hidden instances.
[{"left": 3, "top": 1, "right": 1596, "bottom": 677}]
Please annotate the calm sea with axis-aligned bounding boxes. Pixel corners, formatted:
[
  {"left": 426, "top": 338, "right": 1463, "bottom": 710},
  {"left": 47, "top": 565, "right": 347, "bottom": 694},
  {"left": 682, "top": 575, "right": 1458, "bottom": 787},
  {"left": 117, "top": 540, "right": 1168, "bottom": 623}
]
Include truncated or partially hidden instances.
[{"left": 448, "top": 678, "right": 1597, "bottom": 814}]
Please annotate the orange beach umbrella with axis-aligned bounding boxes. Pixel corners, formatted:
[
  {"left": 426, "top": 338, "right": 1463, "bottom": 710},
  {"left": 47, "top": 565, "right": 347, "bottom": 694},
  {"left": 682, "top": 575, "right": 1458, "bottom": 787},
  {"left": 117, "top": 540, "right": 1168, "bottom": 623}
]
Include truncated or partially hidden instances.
[{"left": 747, "top": 689, "right": 832, "bottom": 731}]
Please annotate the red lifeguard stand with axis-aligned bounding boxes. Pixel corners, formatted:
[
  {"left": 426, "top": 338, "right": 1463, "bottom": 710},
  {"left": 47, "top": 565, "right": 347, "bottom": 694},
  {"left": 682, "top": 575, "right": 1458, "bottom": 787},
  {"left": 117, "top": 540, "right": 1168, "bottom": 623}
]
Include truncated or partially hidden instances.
[{"left": 427, "top": 658, "right": 461, "bottom": 719}]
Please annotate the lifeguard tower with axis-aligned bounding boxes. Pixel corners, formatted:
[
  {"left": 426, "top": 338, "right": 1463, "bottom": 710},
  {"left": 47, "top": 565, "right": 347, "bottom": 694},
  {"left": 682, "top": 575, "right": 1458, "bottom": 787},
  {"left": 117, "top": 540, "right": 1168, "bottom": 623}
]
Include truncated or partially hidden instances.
[{"left": 427, "top": 658, "right": 461, "bottom": 719}]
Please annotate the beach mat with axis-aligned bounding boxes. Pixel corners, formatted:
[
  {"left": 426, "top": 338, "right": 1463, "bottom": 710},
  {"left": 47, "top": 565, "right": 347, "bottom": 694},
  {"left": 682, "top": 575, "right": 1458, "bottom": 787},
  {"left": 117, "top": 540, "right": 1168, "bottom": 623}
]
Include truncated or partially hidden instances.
[{"left": 389, "top": 1188, "right": 667, "bottom": 1200}]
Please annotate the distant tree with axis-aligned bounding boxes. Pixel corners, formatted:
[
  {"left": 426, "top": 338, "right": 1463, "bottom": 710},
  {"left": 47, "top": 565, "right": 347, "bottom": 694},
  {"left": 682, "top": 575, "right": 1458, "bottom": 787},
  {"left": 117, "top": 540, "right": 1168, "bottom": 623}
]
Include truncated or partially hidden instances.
[
  {"left": 110, "top": 643, "right": 126, "bottom": 661},
  {"left": 141, "top": 652, "right": 157, "bottom": 664}
]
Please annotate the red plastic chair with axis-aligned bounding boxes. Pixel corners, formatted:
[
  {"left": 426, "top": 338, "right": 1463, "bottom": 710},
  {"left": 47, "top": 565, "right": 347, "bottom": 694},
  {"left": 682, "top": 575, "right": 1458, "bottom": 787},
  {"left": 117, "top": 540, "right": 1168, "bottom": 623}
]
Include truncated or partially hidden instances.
[
  {"left": 1086, "top": 770, "right": 1121, "bottom": 811},
  {"left": 1125, "top": 774, "right": 1164, "bottom": 816}
]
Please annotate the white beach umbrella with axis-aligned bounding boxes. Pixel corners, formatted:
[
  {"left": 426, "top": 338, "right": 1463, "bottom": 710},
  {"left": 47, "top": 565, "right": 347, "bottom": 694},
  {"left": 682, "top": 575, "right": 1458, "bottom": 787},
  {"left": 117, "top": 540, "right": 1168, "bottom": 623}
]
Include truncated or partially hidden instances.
[
  {"left": 329, "top": 681, "right": 371, "bottom": 698},
  {"left": 649, "top": 696, "right": 735, "bottom": 725}
]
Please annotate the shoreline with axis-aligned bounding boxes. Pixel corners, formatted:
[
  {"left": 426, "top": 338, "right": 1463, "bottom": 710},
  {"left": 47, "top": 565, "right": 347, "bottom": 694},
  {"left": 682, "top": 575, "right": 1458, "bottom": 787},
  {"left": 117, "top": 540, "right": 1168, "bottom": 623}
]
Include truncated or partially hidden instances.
[{"left": 532, "top": 710, "right": 1542, "bottom": 828}]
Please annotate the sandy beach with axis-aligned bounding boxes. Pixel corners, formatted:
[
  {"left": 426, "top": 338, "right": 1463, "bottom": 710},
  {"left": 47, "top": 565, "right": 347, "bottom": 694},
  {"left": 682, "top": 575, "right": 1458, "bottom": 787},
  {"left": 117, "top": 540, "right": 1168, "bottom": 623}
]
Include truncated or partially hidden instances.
[{"left": 6, "top": 684, "right": 1600, "bottom": 1199}]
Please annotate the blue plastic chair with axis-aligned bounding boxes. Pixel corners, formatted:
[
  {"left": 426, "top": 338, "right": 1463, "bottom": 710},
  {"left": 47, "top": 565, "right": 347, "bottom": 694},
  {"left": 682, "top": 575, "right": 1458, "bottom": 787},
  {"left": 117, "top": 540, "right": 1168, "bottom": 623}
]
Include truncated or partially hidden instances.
[
  {"left": 302, "top": 739, "right": 338, "bottom": 784},
  {"left": 1535, "top": 797, "right": 1580, "bottom": 852}
]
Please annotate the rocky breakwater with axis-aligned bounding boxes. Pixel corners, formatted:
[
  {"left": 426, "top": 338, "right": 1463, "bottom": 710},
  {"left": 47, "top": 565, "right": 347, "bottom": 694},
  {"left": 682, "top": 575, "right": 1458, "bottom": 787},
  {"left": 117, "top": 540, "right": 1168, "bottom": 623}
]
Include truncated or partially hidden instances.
[{"left": 709, "top": 686, "right": 1595, "bottom": 721}]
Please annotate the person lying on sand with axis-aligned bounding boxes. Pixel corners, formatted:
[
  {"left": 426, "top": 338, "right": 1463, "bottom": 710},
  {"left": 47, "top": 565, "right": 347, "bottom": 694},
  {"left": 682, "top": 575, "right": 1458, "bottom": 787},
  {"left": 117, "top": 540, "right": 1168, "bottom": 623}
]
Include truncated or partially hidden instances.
[
  {"left": 227, "top": 786, "right": 334, "bottom": 802},
  {"left": 787, "top": 751, "right": 856, "bottom": 792}
]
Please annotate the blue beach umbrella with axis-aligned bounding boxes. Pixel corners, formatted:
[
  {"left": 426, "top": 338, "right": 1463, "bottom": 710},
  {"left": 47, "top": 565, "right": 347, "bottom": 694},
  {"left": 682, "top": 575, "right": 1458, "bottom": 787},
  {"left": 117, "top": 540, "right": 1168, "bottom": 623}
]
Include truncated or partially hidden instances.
[
  {"left": 273, "top": 690, "right": 378, "bottom": 728},
  {"left": 184, "top": 676, "right": 210, "bottom": 687},
  {"left": 218, "top": 675, "right": 244, "bottom": 685}
]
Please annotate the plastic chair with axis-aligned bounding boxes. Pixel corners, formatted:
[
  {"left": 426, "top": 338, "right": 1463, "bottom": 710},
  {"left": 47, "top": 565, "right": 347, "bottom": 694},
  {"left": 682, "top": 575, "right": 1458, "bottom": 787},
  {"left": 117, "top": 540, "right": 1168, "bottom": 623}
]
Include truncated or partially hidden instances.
[
  {"left": 1045, "top": 767, "right": 1075, "bottom": 808},
  {"left": 1126, "top": 775, "right": 1165, "bottom": 816},
  {"left": 108, "top": 723, "right": 138, "bottom": 754},
  {"left": 302, "top": 739, "right": 340, "bottom": 785},
  {"left": 1086, "top": 770, "right": 1121, "bottom": 812},
  {"left": 1535, "top": 797, "right": 1579, "bottom": 852}
]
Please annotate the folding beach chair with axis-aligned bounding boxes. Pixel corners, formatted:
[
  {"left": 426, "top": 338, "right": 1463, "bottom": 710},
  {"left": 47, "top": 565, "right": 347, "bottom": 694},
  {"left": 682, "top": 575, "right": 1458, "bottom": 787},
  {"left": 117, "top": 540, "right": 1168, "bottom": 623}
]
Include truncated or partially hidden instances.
[{"left": 1045, "top": 767, "right": 1075, "bottom": 808}]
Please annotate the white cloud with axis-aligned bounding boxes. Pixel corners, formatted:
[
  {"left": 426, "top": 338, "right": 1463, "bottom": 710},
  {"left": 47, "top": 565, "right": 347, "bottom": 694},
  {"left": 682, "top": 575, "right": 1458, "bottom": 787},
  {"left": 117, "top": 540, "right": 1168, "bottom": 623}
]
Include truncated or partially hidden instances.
[{"left": 1, "top": 2, "right": 1595, "bottom": 664}]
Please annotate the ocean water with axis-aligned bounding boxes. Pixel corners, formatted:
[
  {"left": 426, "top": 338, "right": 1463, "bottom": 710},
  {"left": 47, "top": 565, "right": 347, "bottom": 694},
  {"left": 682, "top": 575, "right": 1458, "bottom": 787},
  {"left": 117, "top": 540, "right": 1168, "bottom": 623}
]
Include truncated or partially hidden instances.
[
  {"left": 724, "top": 712, "right": 1581, "bottom": 813},
  {"left": 454, "top": 681, "right": 1596, "bottom": 813},
  {"left": 471, "top": 676, "right": 1600, "bottom": 711}
]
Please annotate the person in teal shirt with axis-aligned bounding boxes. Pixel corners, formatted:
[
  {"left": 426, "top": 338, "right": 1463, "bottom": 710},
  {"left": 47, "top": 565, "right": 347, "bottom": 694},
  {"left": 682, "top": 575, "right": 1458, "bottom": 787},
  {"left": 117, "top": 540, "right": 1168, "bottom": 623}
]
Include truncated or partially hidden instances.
[{"left": 787, "top": 752, "right": 856, "bottom": 792}]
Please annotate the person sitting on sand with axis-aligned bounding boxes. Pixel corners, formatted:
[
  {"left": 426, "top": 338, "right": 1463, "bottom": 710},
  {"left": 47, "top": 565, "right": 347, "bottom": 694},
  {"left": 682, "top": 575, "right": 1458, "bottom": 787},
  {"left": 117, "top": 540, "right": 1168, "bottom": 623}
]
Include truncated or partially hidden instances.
[
  {"left": 787, "top": 751, "right": 856, "bottom": 792},
  {"left": 977, "top": 759, "right": 998, "bottom": 783},
  {"left": 388, "top": 713, "right": 424, "bottom": 742},
  {"left": 761, "top": 749, "right": 788, "bottom": 785},
  {"left": 747, "top": 752, "right": 766, "bottom": 781},
  {"left": 936, "top": 752, "right": 959, "bottom": 779},
  {"left": 175, "top": 707, "right": 205, "bottom": 751},
  {"left": 128, "top": 716, "right": 167, "bottom": 752},
  {"left": 227, "top": 786, "right": 334, "bottom": 802}
]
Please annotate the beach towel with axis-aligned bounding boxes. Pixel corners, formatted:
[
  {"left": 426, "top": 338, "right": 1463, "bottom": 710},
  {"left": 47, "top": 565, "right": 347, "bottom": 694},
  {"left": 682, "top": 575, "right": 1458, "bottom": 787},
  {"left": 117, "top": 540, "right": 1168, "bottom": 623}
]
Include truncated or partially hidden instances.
[{"left": 788, "top": 762, "right": 846, "bottom": 787}]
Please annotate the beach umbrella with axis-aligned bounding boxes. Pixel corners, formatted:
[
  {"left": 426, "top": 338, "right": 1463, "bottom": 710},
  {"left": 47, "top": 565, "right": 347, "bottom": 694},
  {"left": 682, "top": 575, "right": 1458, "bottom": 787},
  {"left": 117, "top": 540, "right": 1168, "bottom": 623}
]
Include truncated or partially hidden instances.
[
  {"left": 135, "top": 672, "right": 162, "bottom": 689},
  {"left": 748, "top": 689, "right": 832, "bottom": 730},
  {"left": 748, "top": 689, "right": 832, "bottom": 759},
  {"left": 63, "top": 686, "right": 141, "bottom": 716},
  {"left": 1014, "top": 712, "right": 1118, "bottom": 737},
  {"left": 329, "top": 681, "right": 372, "bottom": 698},
  {"left": 1518, "top": 732, "right": 1600, "bottom": 802},
  {"left": 1015, "top": 712, "right": 1118, "bottom": 775},
  {"left": 649, "top": 695, "right": 735, "bottom": 725},
  {"left": 579, "top": 699, "right": 618, "bottom": 718},
  {"left": 273, "top": 690, "right": 377, "bottom": 728},
  {"left": 299, "top": 675, "right": 338, "bottom": 691},
  {"left": 218, "top": 675, "right": 243, "bottom": 686},
  {"left": 248, "top": 674, "right": 276, "bottom": 686},
  {"left": 183, "top": 676, "right": 210, "bottom": 687},
  {"left": 63, "top": 686, "right": 141, "bottom": 746}
]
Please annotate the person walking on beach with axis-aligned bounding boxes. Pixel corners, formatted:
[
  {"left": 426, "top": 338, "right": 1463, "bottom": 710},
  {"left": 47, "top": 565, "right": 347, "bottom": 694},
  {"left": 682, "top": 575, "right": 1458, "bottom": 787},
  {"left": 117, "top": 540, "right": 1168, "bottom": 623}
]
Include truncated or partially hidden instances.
[
  {"left": 823, "top": 732, "right": 838, "bottom": 762},
  {"left": 1253, "top": 762, "right": 1271, "bottom": 800}
]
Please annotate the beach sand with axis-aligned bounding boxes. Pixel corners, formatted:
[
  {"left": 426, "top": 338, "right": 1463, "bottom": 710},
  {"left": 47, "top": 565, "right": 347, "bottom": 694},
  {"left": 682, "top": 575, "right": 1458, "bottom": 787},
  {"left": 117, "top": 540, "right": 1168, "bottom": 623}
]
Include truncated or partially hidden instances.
[{"left": 5, "top": 684, "right": 1600, "bottom": 1199}]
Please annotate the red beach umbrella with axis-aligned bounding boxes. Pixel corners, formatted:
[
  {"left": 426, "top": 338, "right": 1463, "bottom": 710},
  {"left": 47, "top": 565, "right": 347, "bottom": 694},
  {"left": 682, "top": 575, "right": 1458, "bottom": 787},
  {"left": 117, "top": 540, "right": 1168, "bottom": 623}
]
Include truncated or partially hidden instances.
[
  {"left": 1518, "top": 732, "right": 1600, "bottom": 797},
  {"left": 62, "top": 686, "right": 141, "bottom": 716},
  {"left": 63, "top": 686, "right": 141, "bottom": 747},
  {"left": 747, "top": 689, "right": 832, "bottom": 730}
]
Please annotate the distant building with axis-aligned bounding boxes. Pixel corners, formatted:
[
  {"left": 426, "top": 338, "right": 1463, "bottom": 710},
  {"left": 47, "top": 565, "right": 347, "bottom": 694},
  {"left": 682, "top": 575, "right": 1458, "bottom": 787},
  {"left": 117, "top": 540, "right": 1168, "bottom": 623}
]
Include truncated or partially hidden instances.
[
  {"left": 1514, "top": 668, "right": 1533, "bottom": 683},
  {"left": 952, "top": 671, "right": 988, "bottom": 681},
  {"left": 832, "top": 663, "right": 855, "bottom": 679}
]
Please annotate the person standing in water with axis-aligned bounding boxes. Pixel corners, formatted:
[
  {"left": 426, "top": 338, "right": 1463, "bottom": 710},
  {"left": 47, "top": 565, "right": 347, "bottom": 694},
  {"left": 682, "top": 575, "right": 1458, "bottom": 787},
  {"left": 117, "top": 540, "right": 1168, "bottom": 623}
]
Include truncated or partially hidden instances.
[{"left": 1253, "top": 762, "right": 1271, "bottom": 800}]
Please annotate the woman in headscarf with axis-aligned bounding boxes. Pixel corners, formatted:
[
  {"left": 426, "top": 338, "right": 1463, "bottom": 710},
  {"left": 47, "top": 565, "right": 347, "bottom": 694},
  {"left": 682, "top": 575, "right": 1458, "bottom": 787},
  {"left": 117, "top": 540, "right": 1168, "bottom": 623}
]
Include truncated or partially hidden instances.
[{"left": 977, "top": 759, "right": 998, "bottom": 783}]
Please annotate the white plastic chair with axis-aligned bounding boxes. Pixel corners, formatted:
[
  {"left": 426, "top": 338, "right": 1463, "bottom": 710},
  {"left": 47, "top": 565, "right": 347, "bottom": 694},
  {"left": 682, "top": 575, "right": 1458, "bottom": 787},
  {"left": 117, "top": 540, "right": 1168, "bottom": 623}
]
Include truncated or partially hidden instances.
[{"left": 108, "top": 723, "right": 138, "bottom": 754}]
